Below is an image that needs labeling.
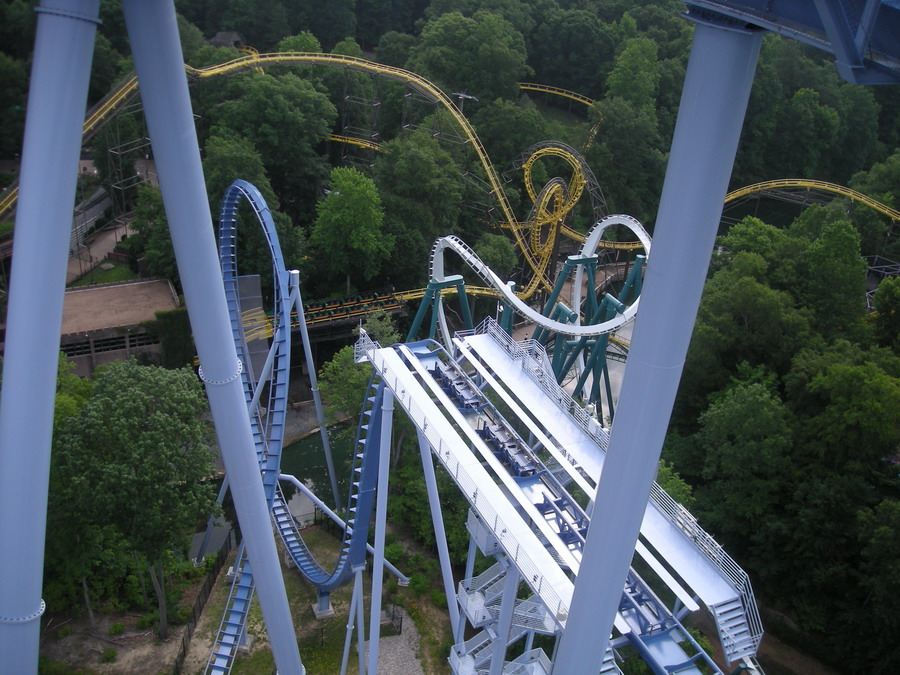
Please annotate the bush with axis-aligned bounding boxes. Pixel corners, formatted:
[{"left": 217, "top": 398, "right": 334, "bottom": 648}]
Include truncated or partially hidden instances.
[
  {"left": 136, "top": 612, "right": 157, "bottom": 630},
  {"left": 408, "top": 573, "right": 430, "bottom": 595},
  {"left": 101, "top": 648, "right": 116, "bottom": 663},
  {"left": 107, "top": 622, "right": 124, "bottom": 636}
]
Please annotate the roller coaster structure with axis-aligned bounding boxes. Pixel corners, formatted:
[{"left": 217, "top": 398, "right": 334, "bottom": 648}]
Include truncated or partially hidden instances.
[
  {"left": 3, "top": 1, "right": 900, "bottom": 673},
  {"left": 208, "top": 177, "right": 760, "bottom": 675}
]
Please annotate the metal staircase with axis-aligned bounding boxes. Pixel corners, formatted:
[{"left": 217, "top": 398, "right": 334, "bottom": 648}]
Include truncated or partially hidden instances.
[
  {"left": 711, "top": 597, "right": 759, "bottom": 664},
  {"left": 454, "top": 560, "right": 618, "bottom": 675},
  {"left": 205, "top": 545, "right": 256, "bottom": 674}
]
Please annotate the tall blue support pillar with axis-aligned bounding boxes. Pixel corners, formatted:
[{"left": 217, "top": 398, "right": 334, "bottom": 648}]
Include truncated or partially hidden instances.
[
  {"left": 0, "top": 1, "right": 100, "bottom": 670},
  {"left": 120, "top": 1, "right": 302, "bottom": 672},
  {"left": 551, "top": 15, "right": 762, "bottom": 674}
]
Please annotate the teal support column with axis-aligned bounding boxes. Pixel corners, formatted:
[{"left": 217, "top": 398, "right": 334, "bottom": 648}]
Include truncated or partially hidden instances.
[
  {"left": 582, "top": 257, "right": 599, "bottom": 319},
  {"left": 121, "top": 2, "right": 303, "bottom": 672},
  {"left": 454, "top": 279, "right": 475, "bottom": 331},
  {"left": 0, "top": 2, "right": 100, "bottom": 669},
  {"left": 531, "top": 257, "right": 579, "bottom": 344},
  {"left": 406, "top": 287, "right": 436, "bottom": 342},
  {"left": 619, "top": 254, "right": 646, "bottom": 305},
  {"left": 552, "top": 15, "right": 762, "bottom": 674}
]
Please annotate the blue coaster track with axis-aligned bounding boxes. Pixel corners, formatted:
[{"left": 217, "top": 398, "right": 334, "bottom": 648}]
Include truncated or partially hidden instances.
[{"left": 206, "top": 180, "right": 382, "bottom": 674}]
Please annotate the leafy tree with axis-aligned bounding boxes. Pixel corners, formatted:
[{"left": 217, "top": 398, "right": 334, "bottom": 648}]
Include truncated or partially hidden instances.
[
  {"left": 655, "top": 460, "right": 694, "bottom": 508},
  {"left": 0, "top": 52, "right": 27, "bottom": 157},
  {"left": 210, "top": 72, "right": 336, "bottom": 223},
  {"left": 629, "top": 3, "right": 693, "bottom": 61},
  {"left": 53, "top": 354, "right": 93, "bottom": 430},
  {"left": 51, "top": 360, "right": 217, "bottom": 639},
  {"left": 796, "top": 361, "right": 900, "bottom": 472},
  {"left": 375, "top": 31, "right": 418, "bottom": 68},
  {"left": 475, "top": 232, "right": 517, "bottom": 279},
  {"left": 0, "top": 0, "right": 37, "bottom": 61},
  {"left": 471, "top": 98, "right": 548, "bottom": 172},
  {"left": 318, "top": 346, "right": 371, "bottom": 425},
  {"left": 855, "top": 498, "right": 900, "bottom": 673},
  {"left": 606, "top": 37, "right": 660, "bottom": 111},
  {"left": 767, "top": 88, "right": 840, "bottom": 178},
  {"left": 176, "top": 14, "right": 207, "bottom": 64},
  {"left": 132, "top": 183, "right": 178, "bottom": 287},
  {"left": 790, "top": 215, "right": 867, "bottom": 333},
  {"left": 373, "top": 132, "right": 464, "bottom": 287},
  {"left": 88, "top": 34, "right": 126, "bottom": 107},
  {"left": 407, "top": 10, "right": 531, "bottom": 103},
  {"left": 693, "top": 381, "right": 795, "bottom": 565},
  {"left": 203, "top": 131, "right": 306, "bottom": 292},
  {"left": 586, "top": 96, "right": 666, "bottom": 222},
  {"left": 527, "top": 9, "right": 616, "bottom": 99},
  {"left": 311, "top": 167, "right": 391, "bottom": 294},
  {"left": 872, "top": 276, "right": 900, "bottom": 352},
  {"left": 356, "top": 0, "right": 424, "bottom": 50},
  {"left": 675, "top": 253, "right": 811, "bottom": 424},
  {"left": 276, "top": 31, "right": 323, "bottom": 53},
  {"left": 733, "top": 42, "right": 785, "bottom": 185},
  {"left": 217, "top": 0, "right": 290, "bottom": 50},
  {"left": 829, "top": 84, "right": 881, "bottom": 184},
  {"left": 287, "top": 0, "right": 356, "bottom": 51},
  {"left": 318, "top": 313, "right": 399, "bottom": 425}
]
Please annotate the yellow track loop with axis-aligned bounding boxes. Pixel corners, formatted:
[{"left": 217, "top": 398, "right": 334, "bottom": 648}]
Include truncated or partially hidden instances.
[{"left": 725, "top": 178, "right": 900, "bottom": 222}]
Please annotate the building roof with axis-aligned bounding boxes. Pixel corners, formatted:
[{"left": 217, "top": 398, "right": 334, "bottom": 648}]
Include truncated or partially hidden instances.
[{"left": 61, "top": 279, "right": 179, "bottom": 336}]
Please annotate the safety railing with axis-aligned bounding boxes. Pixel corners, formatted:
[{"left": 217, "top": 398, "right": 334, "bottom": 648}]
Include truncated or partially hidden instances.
[
  {"left": 471, "top": 317, "right": 763, "bottom": 653},
  {"left": 472, "top": 317, "right": 610, "bottom": 449},
  {"left": 366, "top": 345, "right": 572, "bottom": 627}
]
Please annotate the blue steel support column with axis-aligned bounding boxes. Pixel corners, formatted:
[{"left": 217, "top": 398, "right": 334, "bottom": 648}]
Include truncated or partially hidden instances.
[
  {"left": 417, "top": 430, "right": 462, "bottom": 631},
  {"left": 367, "top": 388, "right": 394, "bottom": 675},
  {"left": 290, "top": 271, "right": 341, "bottom": 510},
  {"left": 0, "top": 2, "right": 100, "bottom": 669},
  {"left": 120, "top": 2, "right": 302, "bottom": 673},
  {"left": 551, "top": 16, "right": 762, "bottom": 674}
]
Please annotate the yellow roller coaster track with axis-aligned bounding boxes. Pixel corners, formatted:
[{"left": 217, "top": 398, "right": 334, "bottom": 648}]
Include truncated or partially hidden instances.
[
  {"left": 327, "top": 134, "right": 384, "bottom": 153},
  {"left": 188, "top": 52, "right": 566, "bottom": 296},
  {"left": 518, "top": 83, "right": 595, "bottom": 107},
  {"left": 0, "top": 56, "right": 622, "bottom": 299},
  {"left": 725, "top": 179, "right": 900, "bottom": 222}
]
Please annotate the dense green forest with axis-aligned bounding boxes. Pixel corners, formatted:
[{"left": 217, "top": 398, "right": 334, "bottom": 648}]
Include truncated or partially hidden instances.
[{"left": 2, "top": 1, "right": 898, "bottom": 672}]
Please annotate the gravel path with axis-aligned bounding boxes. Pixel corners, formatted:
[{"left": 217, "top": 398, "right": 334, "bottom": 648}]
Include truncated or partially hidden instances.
[{"left": 364, "top": 607, "right": 425, "bottom": 675}]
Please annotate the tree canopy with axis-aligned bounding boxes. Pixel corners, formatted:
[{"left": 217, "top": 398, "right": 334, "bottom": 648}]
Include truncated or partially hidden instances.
[
  {"left": 47, "top": 360, "right": 217, "bottom": 639},
  {"left": 311, "top": 166, "right": 391, "bottom": 294}
]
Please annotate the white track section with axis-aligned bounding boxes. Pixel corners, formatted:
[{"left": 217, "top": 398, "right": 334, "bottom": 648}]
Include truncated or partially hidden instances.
[
  {"left": 573, "top": 214, "right": 651, "bottom": 315},
  {"left": 367, "top": 346, "right": 576, "bottom": 625},
  {"left": 430, "top": 214, "right": 651, "bottom": 337}
]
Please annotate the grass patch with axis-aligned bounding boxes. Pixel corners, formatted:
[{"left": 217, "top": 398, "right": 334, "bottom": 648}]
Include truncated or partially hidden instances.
[{"left": 70, "top": 260, "right": 136, "bottom": 287}]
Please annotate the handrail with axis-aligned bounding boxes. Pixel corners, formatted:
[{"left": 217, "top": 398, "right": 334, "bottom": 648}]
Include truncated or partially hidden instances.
[{"left": 472, "top": 317, "right": 763, "bottom": 653}]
